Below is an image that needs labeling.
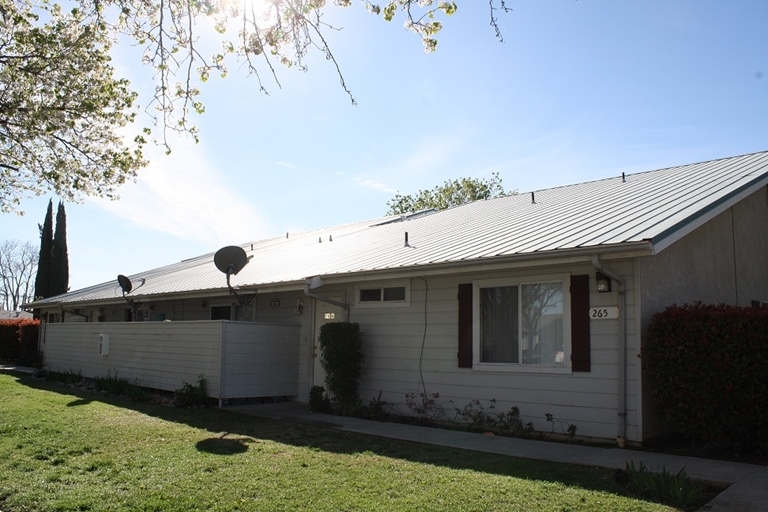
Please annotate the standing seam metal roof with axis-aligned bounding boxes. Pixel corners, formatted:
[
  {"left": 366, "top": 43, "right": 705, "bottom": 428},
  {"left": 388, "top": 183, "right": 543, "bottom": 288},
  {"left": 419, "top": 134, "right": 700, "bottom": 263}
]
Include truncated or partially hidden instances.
[{"left": 30, "top": 150, "right": 768, "bottom": 306}]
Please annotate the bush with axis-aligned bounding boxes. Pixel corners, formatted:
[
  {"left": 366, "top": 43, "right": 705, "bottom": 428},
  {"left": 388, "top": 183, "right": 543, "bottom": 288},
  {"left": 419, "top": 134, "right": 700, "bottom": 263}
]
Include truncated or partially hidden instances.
[
  {"left": 94, "top": 370, "right": 150, "bottom": 402},
  {"left": 42, "top": 369, "right": 83, "bottom": 385},
  {"left": 454, "top": 399, "right": 537, "bottom": 437},
  {"left": 641, "top": 303, "right": 768, "bottom": 453},
  {"left": 0, "top": 319, "right": 39, "bottom": 366},
  {"left": 318, "top": 322, "right": 364, "bottom": 415},
  {"left": 174, "top": 375, "right": 209, "bottom": 407},
  {"left": 405, "top": 392, "right": 451, "bottom": 423},
  {"left": 624, "top": 461, "right": 706, "bottom": 508},
  {"left": 308, "top": 385, "right": 333, "bottom": 413}
]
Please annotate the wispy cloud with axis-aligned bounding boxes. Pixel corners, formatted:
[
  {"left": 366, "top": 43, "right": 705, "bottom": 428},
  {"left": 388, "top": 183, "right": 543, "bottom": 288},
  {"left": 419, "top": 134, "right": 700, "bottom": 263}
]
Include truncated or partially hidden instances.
[
  {"left": 351, "top": 131, "right": 469, "bottom": 195},
  {"left": 353, "top": 178, "right": 397, "bottom": 194},
  {"left": 92, "top": 136, "right": 268, "bottom": 247}
]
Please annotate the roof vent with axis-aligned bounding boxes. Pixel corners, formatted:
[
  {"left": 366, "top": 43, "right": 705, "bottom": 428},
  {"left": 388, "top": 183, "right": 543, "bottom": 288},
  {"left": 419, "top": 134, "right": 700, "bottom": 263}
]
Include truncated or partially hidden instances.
[{"left": 371, "top": 208, "right": 438, "bottom": 227}]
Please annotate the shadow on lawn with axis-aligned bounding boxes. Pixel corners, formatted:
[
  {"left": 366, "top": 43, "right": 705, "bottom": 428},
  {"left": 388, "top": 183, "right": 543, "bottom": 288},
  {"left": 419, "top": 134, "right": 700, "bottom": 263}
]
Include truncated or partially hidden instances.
[
  {"left": 66, "top": 398, "right": 95, "bottom": 407},
  {"left": 196, "top": 436, "right": 252, "bottom": 455},
  {"left": 9, "top": 372, "right": 706, "bottom": 508}
]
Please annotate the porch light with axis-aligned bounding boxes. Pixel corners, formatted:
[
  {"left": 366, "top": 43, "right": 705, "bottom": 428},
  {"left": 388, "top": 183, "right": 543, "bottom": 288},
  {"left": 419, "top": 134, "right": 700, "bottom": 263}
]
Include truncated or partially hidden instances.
[{"left": 596, "top": 272, "right": 612, "bottom": 293}]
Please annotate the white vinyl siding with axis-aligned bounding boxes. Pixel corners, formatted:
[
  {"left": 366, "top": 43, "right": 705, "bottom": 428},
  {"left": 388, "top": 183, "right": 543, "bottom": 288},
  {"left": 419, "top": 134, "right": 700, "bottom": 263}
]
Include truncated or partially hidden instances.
[
  {"left": 43, "top": 320, "right": 300, "bottom": 400},
  {"left": 348, "top": 264, "right": 638, "bottom": 442}
]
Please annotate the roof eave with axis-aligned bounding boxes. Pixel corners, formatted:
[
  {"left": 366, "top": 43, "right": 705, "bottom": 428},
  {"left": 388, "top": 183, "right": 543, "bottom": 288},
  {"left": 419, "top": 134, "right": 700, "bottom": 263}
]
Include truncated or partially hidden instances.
[
  {"left": 651, "top": 172, "right": 768, "bottom": 254},
  {"left": 279, "top": 241, "right": 656, "bottom": 289},
  {"left": 28, "top": 242, "right": 655, "bottom": 307}
]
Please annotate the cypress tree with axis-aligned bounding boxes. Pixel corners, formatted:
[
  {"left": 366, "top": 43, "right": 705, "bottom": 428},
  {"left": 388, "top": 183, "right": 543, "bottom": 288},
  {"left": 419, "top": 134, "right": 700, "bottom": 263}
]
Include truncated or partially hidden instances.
[
  {"left": 51, "top": 201, "right": 69, "bottom": 296},
  {"left": 34, "top": 199, "right": 54, "bottom": 301}
]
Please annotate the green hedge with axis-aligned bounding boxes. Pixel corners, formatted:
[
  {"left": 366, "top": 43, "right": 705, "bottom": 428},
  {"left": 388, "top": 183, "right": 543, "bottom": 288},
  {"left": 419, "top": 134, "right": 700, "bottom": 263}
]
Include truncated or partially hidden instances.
[
  {"left": 0, "top": 319, "right": 40, "bottom": 366},
  {"left": 318, "top": 322, "right": 364, "bottom": 415},
  {"left": 641, "top": 303, "right": 768, "bottom": 453}
]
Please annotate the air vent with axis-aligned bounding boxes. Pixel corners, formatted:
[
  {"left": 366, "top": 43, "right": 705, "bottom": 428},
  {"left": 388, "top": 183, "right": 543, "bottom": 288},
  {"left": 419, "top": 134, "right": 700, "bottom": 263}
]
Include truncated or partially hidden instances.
[{"left": 371, "top": 209, "right": 438, "bottom": 227}]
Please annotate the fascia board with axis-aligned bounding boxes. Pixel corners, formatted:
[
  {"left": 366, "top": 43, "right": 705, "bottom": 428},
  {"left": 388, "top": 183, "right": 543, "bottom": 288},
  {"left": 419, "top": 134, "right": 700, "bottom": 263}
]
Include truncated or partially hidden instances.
[
  {"left": 290, "top": 242, "right": 654, "bottom": 288},
  {"left": 651, "top": 175, "right": 768, "bottom": 255}
]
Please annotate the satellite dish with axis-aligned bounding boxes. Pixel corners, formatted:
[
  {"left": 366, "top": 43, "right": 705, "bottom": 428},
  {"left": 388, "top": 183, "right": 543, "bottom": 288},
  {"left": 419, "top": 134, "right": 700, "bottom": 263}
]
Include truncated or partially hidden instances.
[
  {"left": 117, "top": 274, "right": 133, "bottom": 294},
  {"left": 214, "top": 246, "right": 250, "bottom": 276}
]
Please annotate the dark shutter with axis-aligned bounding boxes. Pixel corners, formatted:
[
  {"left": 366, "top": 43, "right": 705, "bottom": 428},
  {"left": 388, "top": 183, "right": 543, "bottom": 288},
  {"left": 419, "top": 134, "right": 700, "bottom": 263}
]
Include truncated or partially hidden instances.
[
  {"left": 457, "top": 283, "right": 473, "bottom": 368},
  {"left": 570, "top": 274, "right": 591, "bottom": 372}
]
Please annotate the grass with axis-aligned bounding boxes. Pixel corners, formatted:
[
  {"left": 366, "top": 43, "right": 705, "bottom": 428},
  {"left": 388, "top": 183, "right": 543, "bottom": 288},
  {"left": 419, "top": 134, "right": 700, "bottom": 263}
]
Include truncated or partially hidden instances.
[{"left": 0, "top": 373, "right": 685, "bottom": 512}]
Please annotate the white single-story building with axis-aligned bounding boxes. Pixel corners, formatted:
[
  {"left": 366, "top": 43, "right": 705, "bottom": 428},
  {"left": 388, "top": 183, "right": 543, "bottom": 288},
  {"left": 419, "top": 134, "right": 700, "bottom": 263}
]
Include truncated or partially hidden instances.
[{"left": 27, "top": 150, "right": 768, "bottom": 446}]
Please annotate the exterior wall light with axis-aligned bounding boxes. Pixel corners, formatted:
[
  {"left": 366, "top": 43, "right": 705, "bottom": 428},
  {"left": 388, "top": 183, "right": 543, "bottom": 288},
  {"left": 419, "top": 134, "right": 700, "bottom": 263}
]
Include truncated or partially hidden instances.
[{"left": 596, "top": 272, "right": 612, "bottom": 293}]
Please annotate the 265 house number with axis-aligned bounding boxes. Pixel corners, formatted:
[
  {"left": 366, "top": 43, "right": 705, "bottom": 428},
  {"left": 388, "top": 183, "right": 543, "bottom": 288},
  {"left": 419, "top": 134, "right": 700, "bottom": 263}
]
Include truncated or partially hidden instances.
[{"left": 589, "top": 307, "right": 619, "bottom": 319}]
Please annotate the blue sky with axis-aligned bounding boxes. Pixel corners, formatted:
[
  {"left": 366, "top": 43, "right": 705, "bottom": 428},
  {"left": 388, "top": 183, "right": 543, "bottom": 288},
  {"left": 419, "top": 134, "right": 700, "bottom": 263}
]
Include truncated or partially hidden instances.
[{"left": 2, "top": 0, "right": 767, "bottom": 292}]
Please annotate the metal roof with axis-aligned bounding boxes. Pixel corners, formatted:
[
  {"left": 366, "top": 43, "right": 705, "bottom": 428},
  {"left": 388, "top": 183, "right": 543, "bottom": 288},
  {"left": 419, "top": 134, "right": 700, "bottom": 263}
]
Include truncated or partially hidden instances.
[{"left": 30, "top": 150, "right": 768, "bottom": 307}]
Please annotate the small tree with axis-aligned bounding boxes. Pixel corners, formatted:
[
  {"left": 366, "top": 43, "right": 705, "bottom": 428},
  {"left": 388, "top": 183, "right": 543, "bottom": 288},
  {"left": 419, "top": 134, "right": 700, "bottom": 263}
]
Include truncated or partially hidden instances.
[
  {"left": 386, "top": 172, "right": 510, "bottom": 215},
  {"left": 32, "top": 200, "right": 69, "bottom": 306},
  {"left": 34, "top": 200, "right": 54, "bottom": 302},
  {"left": 51, "top": 201, "right": 69, "bottom": 296},
  {"left": 318, "top": 322, "right": 365, "bottom": 415}
]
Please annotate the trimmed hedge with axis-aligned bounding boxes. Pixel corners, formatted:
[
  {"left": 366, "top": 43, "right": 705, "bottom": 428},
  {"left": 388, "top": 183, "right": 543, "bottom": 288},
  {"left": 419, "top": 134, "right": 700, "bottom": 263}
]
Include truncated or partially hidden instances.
[
  {"left": 0, "top": 319, "right": 40, "bottom": 366},
  {"left": 641, "top": 303, "right": 768, "bottom": 453},
  {"left": 318, "top": 322, "right": 364, "bottom": 415}
]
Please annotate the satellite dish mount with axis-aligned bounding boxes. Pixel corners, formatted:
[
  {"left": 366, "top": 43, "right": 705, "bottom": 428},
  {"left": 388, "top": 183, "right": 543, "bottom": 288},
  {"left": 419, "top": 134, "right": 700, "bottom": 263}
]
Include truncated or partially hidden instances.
[
  {"left": 117, "top": 274, "right": 146, "bottom": 321},
  {"left": 214, "top": 246, "right": 254, "bottom": 309}
]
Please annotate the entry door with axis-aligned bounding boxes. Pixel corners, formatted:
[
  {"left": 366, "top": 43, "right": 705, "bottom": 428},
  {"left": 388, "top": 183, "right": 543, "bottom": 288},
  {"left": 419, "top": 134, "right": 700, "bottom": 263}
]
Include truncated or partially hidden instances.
[{"left": 312, "top": 297, "right": 345, "bottom": 388}]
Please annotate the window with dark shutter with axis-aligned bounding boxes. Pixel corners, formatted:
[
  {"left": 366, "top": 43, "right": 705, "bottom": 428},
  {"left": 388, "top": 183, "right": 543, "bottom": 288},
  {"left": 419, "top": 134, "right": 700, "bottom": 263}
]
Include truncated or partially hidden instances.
[
  {"left": 457, "top": 283, "right": 473, "bottom": 368},
  {"left": 570, "top": 274, "right": 591, "bottom": 372}
]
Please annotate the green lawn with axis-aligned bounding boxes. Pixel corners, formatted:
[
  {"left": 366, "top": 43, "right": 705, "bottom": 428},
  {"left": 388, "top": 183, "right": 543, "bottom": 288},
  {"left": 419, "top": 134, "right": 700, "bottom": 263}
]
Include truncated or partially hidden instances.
[{"left": 0, "top": 372, "right": 678, "bottom": 512}]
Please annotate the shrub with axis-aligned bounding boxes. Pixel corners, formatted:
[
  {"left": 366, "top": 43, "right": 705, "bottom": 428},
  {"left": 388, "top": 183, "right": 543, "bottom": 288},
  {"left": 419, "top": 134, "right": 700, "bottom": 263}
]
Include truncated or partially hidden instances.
[
  {"left": 174, "top": 375, "right": 209, "bottom": 407},
  {"left": 318, "top": 322, "right": 364, "bottom": 415},
  {"left": 42, "top": 369, "right": 83, "bottom": 385},
  {"left": 641, "top": 303, "right": 768, "bottom": 453},
  {"left": 405, "top": 391, "right": 451, "bottom": 423},
  {"left": 94, "top": 370, "right": 150, "bottom": 402},
  {"left": 308, "top": 385, "right": 332, "bottom": 413},
  {"left": 624, "top": 461, "right": 706, "bottom": 508},
  {"left": 454, "top": 399, "right": 537, "bottom": 437},
  {"left": 365, "top": 391, "right": 389, "bottom": 420},
  {"left": 0, "top": 319, "right": 39, "bottom": 366},
  {"left": 545, "top": 413, "right": 577, "bottom": 438}
]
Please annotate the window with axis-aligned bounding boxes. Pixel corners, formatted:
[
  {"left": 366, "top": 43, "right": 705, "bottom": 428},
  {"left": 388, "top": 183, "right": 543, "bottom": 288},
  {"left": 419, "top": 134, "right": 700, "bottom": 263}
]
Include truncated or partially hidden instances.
[
  {"left": 356, "top": 282, "right": 409, "bottom": 308},
  {"left": 474, "top": 276, "right": 569, "bottom": 370},
  {"left": 211, "top": 305, "right": 233, "bottom": 320}
]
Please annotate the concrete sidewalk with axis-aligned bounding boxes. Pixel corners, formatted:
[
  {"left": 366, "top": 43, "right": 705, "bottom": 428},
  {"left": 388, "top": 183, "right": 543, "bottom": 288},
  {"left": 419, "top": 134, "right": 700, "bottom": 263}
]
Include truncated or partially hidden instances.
[
  {"left": 228, "top": 401, "right": 768, "bottom": 512},
  {"left": 0, "top": 364, "right": 36, "bottom": 375}
]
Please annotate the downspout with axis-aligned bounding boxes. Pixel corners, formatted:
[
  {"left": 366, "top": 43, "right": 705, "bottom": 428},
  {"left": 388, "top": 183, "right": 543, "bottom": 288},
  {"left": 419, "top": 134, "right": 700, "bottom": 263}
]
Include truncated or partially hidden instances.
[
  {"left": 591, "top": 255, "right": 627, "bottom": 447},
  {"left": 303, "top": 277, "right": 350, "bottom": 322}
]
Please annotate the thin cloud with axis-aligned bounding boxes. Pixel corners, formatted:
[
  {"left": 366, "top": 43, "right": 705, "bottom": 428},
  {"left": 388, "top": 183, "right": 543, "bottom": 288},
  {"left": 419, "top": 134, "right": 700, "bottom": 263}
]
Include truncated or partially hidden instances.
[
  {"left": 352, "top": 131, "right": 470, "bottom": 195},
  {"left": 92, "top": 136, "right": 268, "bottom": 247},
  {"left": 354, "top": 178, "right": 397, "bottom": 194}
]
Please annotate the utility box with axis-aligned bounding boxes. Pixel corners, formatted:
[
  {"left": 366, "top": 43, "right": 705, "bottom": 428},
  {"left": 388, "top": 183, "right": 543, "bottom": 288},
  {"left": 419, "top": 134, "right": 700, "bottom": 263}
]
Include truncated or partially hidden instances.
[{"left": 98, "top": 334, "right": 109, "bottom": 356}]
